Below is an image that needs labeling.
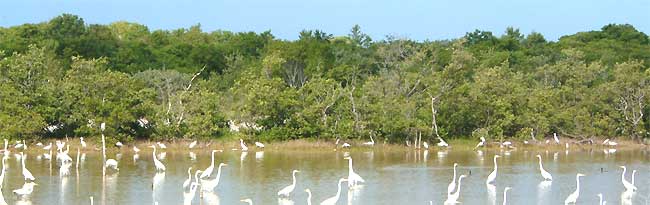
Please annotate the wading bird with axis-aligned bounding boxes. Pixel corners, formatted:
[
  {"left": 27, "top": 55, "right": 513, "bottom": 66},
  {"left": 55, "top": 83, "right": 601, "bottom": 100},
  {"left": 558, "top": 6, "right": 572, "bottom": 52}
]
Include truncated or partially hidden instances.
[
  {"left": 157, "top": 142, "right": 166, "bottom": 149},
  {"left": 620, "top": 166, "right": 636, "bottom": 191},
  {"left": 447, "top": 163, "right": 459, "bottom": 194},
  {"left": 536, "top": 155, "right": 553, "bottom": 181},
  {"left": 240, "top": 139, "right": 249, "bottom": 151},
  {"left": 564, "top": 173, "right": 585, "bottom": 204},
  {"left": 320, "top": 178, "right": 347, "bottom": 205},
  {"left": 277, "top": 170, "right": 300, "bottom": 198},
  {"left": 444, "top": 175, "right": 466, "bottom": 204},
  {"left": 200, "top": 150, "right": 219, "bottom": 179},
  {"left": 149, "top": 145, "right": 166, "bottom": 172},
  {"left": 305, "top": 189, "right": 312, "bottom": 205},
  {"left": 12, "top": 182, "right": 37, "bottom": 197},
  {"left": 201, "top": 163, "right": 227, "bottom": 192},
  {"left": 486, "top": 155, "right": 500, "bottom": 185},
  {"left": 105, "top": 159, "right": 119, "bottom": 171},
  {"left": 80, "top": 137, "right": 87, "bottom": 148},
  {"left": 475, "top": 137, "right": 486, "bottom": 149},
  {"left": 437, "top": 137, "right": 449, "bottom": 147},
  {"left": 182, "top": 167, "right": 192, "bottom": 189},
  {"left": 344, "top": 156, "right": 365, "bottom": 187},
  {"left": 362, "top": 135, "right": 374, "bottom": 146},
  {"left": 188, "top": 141, "right": 197, "bottom": 149},
  {"left": 240, "top": 199, "right": 253, "bottom": 205},
  {"left": 597, "top": 193, "right": 604, "bottom": 205},
  {"left": 21, "top": 152, "right": 35, "bottom": 181},
  {"left": 255, "top": 142, "right": 265, "bottom": 148},
  {"left": 133, "top": 146, "right": 140, "bottom": 153}
]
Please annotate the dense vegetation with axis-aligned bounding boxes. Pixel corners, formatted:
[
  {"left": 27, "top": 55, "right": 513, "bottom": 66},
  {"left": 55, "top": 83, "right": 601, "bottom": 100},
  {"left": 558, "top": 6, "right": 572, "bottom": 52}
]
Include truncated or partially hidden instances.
[{"left": 1, "top": 14, "right": 649, "bottom": 143}]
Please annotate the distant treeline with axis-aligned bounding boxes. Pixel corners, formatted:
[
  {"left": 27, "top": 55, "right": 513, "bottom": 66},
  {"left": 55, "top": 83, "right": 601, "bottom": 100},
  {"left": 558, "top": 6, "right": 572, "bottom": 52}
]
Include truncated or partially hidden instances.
[{"left": 1, "top": 14, "right": 649, "bottom": 143}]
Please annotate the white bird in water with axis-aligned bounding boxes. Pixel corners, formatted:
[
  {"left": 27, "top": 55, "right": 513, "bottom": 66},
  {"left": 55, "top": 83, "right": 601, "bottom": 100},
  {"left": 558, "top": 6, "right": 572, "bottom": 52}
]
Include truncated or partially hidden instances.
[
  {"left": 564, "top": 173, "right": 585, "bottom": 204},
  {"left": 277, "top": 170, "right": 300, "bottom": 198},
  {"left": 444, "top": 175, "right": 466, "bottom": 204},
  {"left": 149, "top": 145, "right": 166, "bottom": 172},
  {"left": 188, "top": 140, "right": 197, "bottom": 149},
  {"left": 437, "top": 137, "right": 449, "bottom": 147},
  {"left": 20, "top": 152, "right": 35, "bottom": 181},
  {"left": 620, "top": 166, "right": 636, "bottom": 192},
  {"left": 200, "top": 150, "right": 219, "bottom": 179},
  {"left": 255, "top": 141, "right": 265, "bottom": 148},
  {"left": 475, "top": 137, "right": 486, "bottom": 149},
  {"left": 133, "top": 146, "right": 140, "bottom": 153},
  {"left": 362, "top": 135, "right": 375, "bottom": 146},
  {"left": 320, "top": 178, "right": 347, "bottom": 205},
  {"left": 115, "top": 141, "right": 123, "bottom": 147},
  {"left": 240, "top": 139, "right": 249, "bottom": 151},
  {"left": 182, "top": 167, "right": 192, "bottom": 190},
  {"left": 15, "top": 140, "right": 24, "bottom": 149},
  {"left": 12, "top": 182, "right": 37, "bottom": 197},
  {"left": 105, "top": 159, "right": 119, "bottom": 171},
  {"left": 553, "top": 133, "right": 560, "bottom": 144},
  {"left": 157, "top": 142, "right": 166, "bottom": 149},
  {"left": 80, "top": 137, "right": 87, "bottom": 148},
  {"left": 344, "top": 156, "right": 365, "bottom": 187},
  {"left": 447, "top": 163, "right": 459, "bottom": 194},
  {"left": 486, "top": 155, "right": 500, "bottom": 185},
  {"left": 35, "top": 142, "right": 43, "bottom": 147},
  {"left": 56, "top": 140, "right": 65, "bottom": 151},
  {"left": 240, "top": 199, "right": 253, "bottom": 205},
  {"left": 201, "top": 163, "right": 227, "bottom": 192},
  {"left": 100, "top": 122, "right": 106, "bottom": 132},
  {"left": 183, "top": 182, "right": 200, "bottom": 205},
  {"left": 502, "top": 187, "right": 511, "bottom": 205},
  {"left": 632, "top": 169, "right": 636, "bottom": 185},
  {"left": 602, "top": 139, "right": 618, "bottom": 146},
  {"left": 423, "top": 141, "right": 429, "bottom": 149},
  {"left": 536, "top": 155, "right": 553, "bottom": 181}
]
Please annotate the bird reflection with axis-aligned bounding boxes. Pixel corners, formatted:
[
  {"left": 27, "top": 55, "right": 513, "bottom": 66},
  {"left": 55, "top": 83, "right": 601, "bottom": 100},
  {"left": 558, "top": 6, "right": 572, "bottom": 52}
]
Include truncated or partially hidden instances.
[
  {"left": 621, "top": 190, "right": 633, "bottom": 205},
  {"left": 278, "top": 198, "right": 295, "bottom": 205},
  {"left": 189, "top": 152, "right": 196, "bottom": 161},
  {"left": 486, "top": 184, "right": 496, "bottom": 205},
  {"left": 255, "top": 151, "right": 264, "bottom": 161},
  {"left": 348, "top": 184, "right": 363, "bottom": 204},
  {"left": 537, "top": 181, "right": 551, "bottom": 204},
  {"left": 202, "top": 191, "right": 220, "bottom": 205}
]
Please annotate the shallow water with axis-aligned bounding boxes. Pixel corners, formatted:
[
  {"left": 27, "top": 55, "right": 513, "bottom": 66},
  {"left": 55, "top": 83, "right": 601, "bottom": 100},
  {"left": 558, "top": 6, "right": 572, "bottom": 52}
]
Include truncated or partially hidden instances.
[{"left": 1, "top": 147, "right": 649, "bottom": 205}]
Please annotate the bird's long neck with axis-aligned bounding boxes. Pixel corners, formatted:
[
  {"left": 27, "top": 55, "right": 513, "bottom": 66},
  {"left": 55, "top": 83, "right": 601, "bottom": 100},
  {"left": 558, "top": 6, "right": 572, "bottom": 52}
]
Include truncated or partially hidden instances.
[
  {"left": 538, "top": 157, "right": 543, "bottom": 169},
  {"left": 152, "top": 147, "right": 157, "bottom": 159},
  {"left": 306, "top": 191, "right": 312, "bottom": 205},
  {"left": 291, "top": 172, "right": 297, "bottom": 186},
  {"left": 632, "top": 171, "right": 636, "bottom": 185},
  {"left": 456, "top": 177, "right": 464, "bottom": 194},
  {"left": 211, "top": 152, "right": 216, "bottom": 167},
  {"left": 216, "top": 165, "right": 224, "bottom": 184},
  {"left": 452, "top": 166, "right": 457, "bottom": 182},
  {"left": 493, "top": 157, "right": 498, "bottom": 171},
  {"left": 348, "top": 159, "right": 354, "bottom": 173},
  {"left": 334, "top": 180, "right": 343, "bottom": 199},
  {"left": 502, "top": 190, "right": 508, "bottom": 205},
  {"left": 370, "top": 136, "right": 374, "bottom": 143},
  {"left": 575, "top": 176, "right": 581, "bottom": 194},
  {"left": 21, "top": 155, "right": 26, "bottom": 169}
]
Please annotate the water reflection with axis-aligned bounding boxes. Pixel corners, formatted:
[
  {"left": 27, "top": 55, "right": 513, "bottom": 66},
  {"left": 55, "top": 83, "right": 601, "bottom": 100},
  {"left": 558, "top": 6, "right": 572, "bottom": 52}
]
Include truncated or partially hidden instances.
[{"left": 486, "top": 184, "right": 496, "bottom": 205}]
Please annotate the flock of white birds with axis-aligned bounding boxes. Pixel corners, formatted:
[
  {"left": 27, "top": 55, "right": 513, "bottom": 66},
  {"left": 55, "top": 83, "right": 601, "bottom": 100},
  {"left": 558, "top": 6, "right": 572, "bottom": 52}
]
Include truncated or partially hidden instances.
[{"left": 0, "top": 124, "right": 636, "bottom": 205}]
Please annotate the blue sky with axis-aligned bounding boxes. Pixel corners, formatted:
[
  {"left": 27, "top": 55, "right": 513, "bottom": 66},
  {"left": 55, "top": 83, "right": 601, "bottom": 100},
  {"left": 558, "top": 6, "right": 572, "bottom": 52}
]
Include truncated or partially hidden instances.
[{"left": 1, "top": 0, "right": 648, "bottom": 41}]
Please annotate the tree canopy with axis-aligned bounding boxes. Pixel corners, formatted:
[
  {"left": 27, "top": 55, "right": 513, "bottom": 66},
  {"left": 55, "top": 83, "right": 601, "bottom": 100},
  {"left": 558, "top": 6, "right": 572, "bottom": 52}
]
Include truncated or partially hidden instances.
[{"left": 1, "top": 14, "right": 649, "bottom": 143}]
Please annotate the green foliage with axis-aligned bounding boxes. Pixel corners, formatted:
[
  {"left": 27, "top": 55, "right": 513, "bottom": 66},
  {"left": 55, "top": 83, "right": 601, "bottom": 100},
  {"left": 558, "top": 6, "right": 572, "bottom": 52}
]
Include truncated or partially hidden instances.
[{"left": 0, "top": 14, "right": 649, "bottom": 142}]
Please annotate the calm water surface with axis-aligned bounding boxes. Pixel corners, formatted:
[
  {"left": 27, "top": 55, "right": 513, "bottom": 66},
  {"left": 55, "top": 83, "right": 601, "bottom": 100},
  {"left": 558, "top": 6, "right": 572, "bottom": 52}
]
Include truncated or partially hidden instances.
[{"left": 2, "top": 147, "right": 650, "bottom": 204}]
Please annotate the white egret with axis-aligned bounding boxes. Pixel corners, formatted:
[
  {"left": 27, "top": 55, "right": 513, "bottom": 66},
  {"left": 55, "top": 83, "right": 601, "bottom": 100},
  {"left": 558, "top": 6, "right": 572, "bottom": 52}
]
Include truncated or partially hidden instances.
[
  {"left": 631, "top": 170, "right": 636, "bottom": 185},
  {"left": 564, "top": 173, "right": 585, "bottom": 204},
  {"left": 80, "top": 137, "right": 87, "bottom": 148},
  {"left": 15, "top": 140, "right": 24, "bottom": 149},
  {"left": 133, "top": 146, "right": 140, "bottom": 153},
  {"left": 201, "top": 163, "right": 227, "bottom": 192},
  {"left": 501, "top": 141, "right": 513, "bottom": 148},
  {"left": 56, "top": 140, "right": 65, "bottom": 152},
  {"left": 447, "top": 163, "right": 459, "bottom": 194},
  {"left": 475, "top": 137, "right": 486, "bottom": 149},
  {"left": 278, "top": 170, "right": 300, "bottom": 197},
  {"left": 20, "top": 152, "right": 35, "bottom": 181},
  {"left": 157, "top": 142, "right": 167, "bottom": 149},
  {"left": 341, "top": 142, "right": 351, "bottom": 148},
  {"left": 553, "top": 133, "right": 560, "bottom": 144},
  {"left": 188, "top": 140, "right": 197, "bottom": 149},
  {"left": 100, "top": 122, "right": 106, "bottom": 132},
  {"left": 115, "top": 141, "right": 123, "bottom": 148},
  {"left": 320, "top": 178, "right": 347, "bottom": 205},
  {"left": 305, "top": 189, "right": 312, "bottom": 205},
  {"left": 183, "top": 182, "right": 200, "bottom": 205},
  {"left": 182, "top": 167, "right": 192, "bottom": 189},
  {"left": 255, "top": 142, "right": 265, "bottom": 148},
  {"left": 602, "top": 139, "right": 618, "bottom": 146},
  {"left": 536, "top": 155, "right": 553, "bottom": 181},
  {"left": 444, "top": 175, "right": 467, "bottom": 204},
  {"left": 620, "top": 166, "right": 636, "bottom": 191},
  {"left": 200, "top": 150, "right": 219, "bottom": 179},
  {"left": 240, "top": 199, "right": 253, "bottom": 205},
  {"left": 90, "top": 196, "right": 94, "bottom": 205},
  {"left": 105, "top": 159, "right": 119, "bottom": 171},
  {"left": 240, "top": 139, "right": 249, "bottom": 151},
  {"left": 486, "top": 155, "right": 501, "bottom": 185},
  {"left": 60, "top": 161, "right": 72, "bottom": 176},
  {"left": 423, "top": 141, "right": 429, "bottom": 149},
  {"left": 12, "top": 182, "right": 37, "bottom": 197},
  {"left": 362, "top": 135, "right": 375, "bottom": 146},
  {"left": 437, "top": 137, "right": 449, "bottom": 147},
  {"left": 502, "top": 187, "right": 511, "bottom": 205},
  {"left": 344, "top": 156, "right": 365, "bottom": 187},
  {"left": 149, "top": 145, "right": 166, "bottom": 172},
  {"left": 43, "top": 142, "right": 52, "bottom": 150}
]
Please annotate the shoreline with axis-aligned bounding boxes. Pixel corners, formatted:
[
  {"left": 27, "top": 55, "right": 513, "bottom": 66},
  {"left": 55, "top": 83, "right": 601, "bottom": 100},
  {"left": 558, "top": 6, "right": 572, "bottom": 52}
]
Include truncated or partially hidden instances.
[{"left": 11, "top": 137, "right": 648, "bottom": 154}]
